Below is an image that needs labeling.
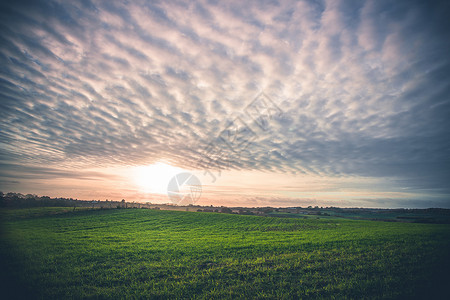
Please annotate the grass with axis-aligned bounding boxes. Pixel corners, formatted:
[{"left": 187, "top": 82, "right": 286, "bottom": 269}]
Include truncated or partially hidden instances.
[{"left": 1, "top": 207, "right": 449, "bottom": 299}]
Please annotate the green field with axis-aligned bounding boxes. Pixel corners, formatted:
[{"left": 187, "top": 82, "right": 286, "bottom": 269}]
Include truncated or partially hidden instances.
[{"left": 1, "top": 208, "right": 449, "bottom": 299}]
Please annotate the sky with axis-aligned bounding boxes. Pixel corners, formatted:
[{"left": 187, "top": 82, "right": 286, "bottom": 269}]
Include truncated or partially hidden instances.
[{"left": 0, "top": 0, "right": 449, "bottom": 208}]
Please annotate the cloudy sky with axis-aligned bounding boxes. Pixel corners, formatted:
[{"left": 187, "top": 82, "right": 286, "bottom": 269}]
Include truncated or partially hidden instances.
[{"left": 1, "top": 0, "right": 449, "bottom": 208}]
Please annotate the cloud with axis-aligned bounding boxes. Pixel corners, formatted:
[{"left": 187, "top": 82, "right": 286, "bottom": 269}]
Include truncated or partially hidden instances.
[{"left": 0, "top": 0, "right": 449, "bottom": 206}]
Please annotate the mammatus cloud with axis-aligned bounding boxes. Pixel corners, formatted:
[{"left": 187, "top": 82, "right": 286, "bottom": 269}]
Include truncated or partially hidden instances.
[{"left": 0, "top": 0, "right": 449, "bottom": 207}]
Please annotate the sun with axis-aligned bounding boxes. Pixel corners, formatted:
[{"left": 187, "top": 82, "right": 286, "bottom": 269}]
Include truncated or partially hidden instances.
[{"left": 133, "top": 162, "right": 187, "bottom": 194}]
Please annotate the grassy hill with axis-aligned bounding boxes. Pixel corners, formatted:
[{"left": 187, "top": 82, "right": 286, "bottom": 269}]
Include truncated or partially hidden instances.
[{"left": 1, "top": 207, "right": 449, "bottom": 299}]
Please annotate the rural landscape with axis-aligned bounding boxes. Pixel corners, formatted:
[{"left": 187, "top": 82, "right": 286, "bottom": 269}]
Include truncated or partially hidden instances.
[
  {"left": 1, "top": 0, "right": 450, "bottom": 299},
  {"left": 1, "top": 195, "right": 450, "bottom": 299}
]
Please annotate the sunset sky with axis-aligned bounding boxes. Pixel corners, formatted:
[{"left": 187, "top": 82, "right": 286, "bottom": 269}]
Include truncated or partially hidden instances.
[{"left": 0, "top": 0, "right": 449, "bottom": 208}]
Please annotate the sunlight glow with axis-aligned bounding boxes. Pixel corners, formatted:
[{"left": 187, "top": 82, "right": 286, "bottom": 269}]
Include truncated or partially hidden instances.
[{"left": 133, "top": 162, "right": 187, "bottom": 194}]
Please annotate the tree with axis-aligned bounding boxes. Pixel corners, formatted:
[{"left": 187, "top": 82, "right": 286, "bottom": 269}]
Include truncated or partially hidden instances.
[{"left": 220, "top": 207, "right": 232, "bottom": 214}]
